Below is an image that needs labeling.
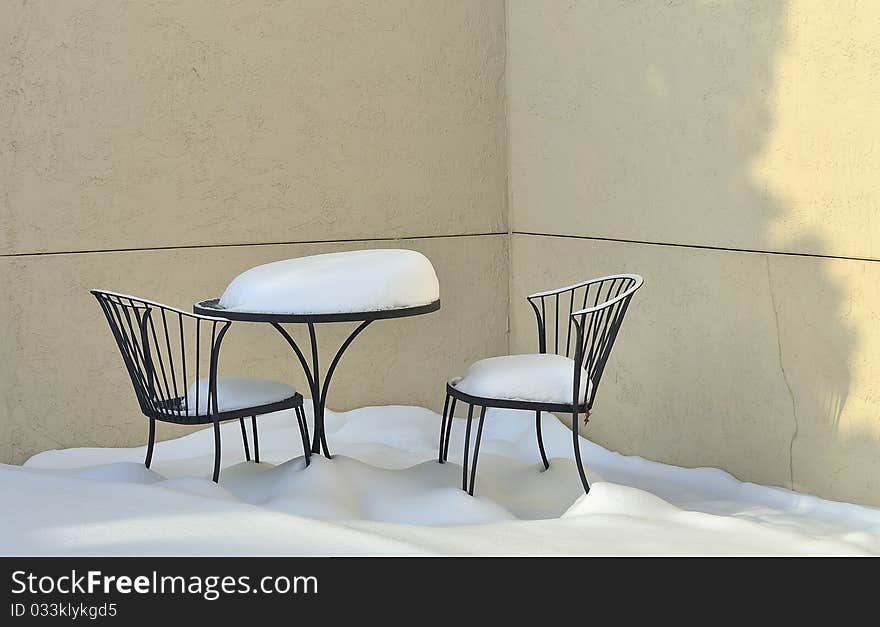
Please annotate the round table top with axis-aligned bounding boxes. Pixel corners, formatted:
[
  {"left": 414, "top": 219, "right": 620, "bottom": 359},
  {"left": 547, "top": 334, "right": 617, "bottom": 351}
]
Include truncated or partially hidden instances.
[{"left": 193, "top": 298, "right": 441, "bottom": 324}]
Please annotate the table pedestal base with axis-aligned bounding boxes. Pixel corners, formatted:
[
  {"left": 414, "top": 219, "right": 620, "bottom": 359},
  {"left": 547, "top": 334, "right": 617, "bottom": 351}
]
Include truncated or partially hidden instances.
[{"left": 271, "top": 321, "right": 373, "bottom": 457}]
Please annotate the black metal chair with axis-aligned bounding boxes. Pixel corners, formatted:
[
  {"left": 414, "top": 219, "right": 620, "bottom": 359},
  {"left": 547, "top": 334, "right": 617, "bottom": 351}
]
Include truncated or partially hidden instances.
[
  {"left": 439, "top": 274, "right": 643, "bottom": 495},
  {"left": 91, "top": 289, "right": 310, "bottom": 482}
]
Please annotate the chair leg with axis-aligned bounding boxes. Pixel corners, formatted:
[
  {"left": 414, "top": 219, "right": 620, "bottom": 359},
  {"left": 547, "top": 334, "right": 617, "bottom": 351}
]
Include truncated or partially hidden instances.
[
  {"left": 239, "top": 418, "right": 251, "bottom": 462},
  {"left": 145, "top": 418, "right": 156, "bottom": 469},
  {"left": 251, "top": 416, "right": 260, "bottom": 464},
  {"left": 295, "top": 405, "right": 311, "bottom": 467},
  {"left": 536, "top": 410, "right": 550, "bottom": 470},
  {"left": 572, "top": 410, "right": 590, "bottom": 494},
  {"left": 438, "top": 393, "right": 450, "bottom": 463},
  {"left": 297, "top": 405, "right": 311, "bottom": 455},
  {"left": 468, "top": 406, "right": 487, "bottom": 496},
  {"left": 442, "top": 397, "right": 457, "bottom": 462},
  {"left": 461, "top": 404, "right": 475, "bottom": 491},
  {"left": 212, "top": 419, "right": 221, "bottom": 483}
]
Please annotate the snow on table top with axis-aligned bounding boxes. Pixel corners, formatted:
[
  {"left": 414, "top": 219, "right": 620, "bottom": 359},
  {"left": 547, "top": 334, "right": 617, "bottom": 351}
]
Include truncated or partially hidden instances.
[
  {"left": 218, "top": 249, "right": 440, "bottom": 315},
  {"left": 11, "top": 403, "right": 880, "bottom": 556}
]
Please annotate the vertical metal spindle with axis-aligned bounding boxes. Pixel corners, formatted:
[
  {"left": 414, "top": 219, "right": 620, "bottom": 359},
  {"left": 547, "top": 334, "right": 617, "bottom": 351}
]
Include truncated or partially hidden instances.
[
  {"left": 540, "top": 298, "right": 546, "bottom": 353},
  {"left": 160, "top": 310, "right": 180, "bottom": 416},
  {"left": 179, "top": 313, "right": 188, "bottom": 416},
  {"left": 554, "top": 292, "right": 560, "bottom": 354},
  {"left": 565, "top": 290, "right": 574, "bottom": 357},
  {"left": 195, "top": 322, "right": 201, "bottom": 416}
]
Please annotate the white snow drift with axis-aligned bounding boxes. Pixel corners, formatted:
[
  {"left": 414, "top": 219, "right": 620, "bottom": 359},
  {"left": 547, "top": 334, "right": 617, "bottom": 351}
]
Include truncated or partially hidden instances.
[
  {"left": 2, "top": 403, "right": 879, "bottom": 556},
  {"left": 218, "top": 249, "right": 440, "bottom": 315}
]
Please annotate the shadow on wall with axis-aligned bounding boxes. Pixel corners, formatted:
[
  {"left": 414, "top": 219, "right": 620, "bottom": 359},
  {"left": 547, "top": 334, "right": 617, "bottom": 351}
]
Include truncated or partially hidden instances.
[{"left": 514, "top": 1, "right": 861, "bottom": 493}]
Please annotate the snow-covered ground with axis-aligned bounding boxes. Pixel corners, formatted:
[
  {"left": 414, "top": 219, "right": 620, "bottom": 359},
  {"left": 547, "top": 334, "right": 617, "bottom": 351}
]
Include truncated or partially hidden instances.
[{"left": 3, "top": 403, "right": 878, "bottom": 555}]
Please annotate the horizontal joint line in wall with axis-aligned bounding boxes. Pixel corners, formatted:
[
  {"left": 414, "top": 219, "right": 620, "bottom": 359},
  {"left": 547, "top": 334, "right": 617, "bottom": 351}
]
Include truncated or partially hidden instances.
[
  {"left": 1, "top": 232, "right": 508, "bottom": 258},
  {"left": 513, "top": 231, "right": 880, "bottom": 265}
]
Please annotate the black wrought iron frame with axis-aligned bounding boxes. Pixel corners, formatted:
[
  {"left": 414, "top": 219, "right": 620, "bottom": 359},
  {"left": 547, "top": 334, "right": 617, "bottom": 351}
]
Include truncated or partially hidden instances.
[
  {"left": 92, "top": 289, "right": 309, "bottom": 482},
  {"left": 440, "top": 274, "right": 643, "bottom": 495},
  {"left": 194, "top": 298, "right": 441, "bottom": 458}
]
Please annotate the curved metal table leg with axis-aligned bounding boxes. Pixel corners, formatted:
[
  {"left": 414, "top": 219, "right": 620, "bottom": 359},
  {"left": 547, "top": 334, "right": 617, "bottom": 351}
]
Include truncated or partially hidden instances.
[
  {"left": 307, "top": 323, "right": 325, "bottom": 456},
  {"left": 316, "top": 320, "right": 372, "bottom": 457},
  {"left": 272, "top": 321, "right": 319, "bottom": 457},
  {"left": 272, "top": 320, "right": 372, "bottom": 459}
]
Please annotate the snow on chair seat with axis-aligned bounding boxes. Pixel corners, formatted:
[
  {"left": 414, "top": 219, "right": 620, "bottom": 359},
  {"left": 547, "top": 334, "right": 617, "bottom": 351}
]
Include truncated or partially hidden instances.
[
  {"left": 450, "top": 354, "right": 591, "bottom": 405},
  {"left": 184, "top": 377, "right": 298, "bottom": 416},
  {"left": 218, "top": 249, "right": 440, "bottom": 315}
]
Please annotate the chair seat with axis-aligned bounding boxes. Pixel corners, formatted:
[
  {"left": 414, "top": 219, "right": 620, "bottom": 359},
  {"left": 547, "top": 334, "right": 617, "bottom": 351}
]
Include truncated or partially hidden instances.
[
  {"left": 184, "top": 377, "right": 297, "bottom": 416},
  {"left": 449, "top": 354, "right": 591, "bottom": 405}
]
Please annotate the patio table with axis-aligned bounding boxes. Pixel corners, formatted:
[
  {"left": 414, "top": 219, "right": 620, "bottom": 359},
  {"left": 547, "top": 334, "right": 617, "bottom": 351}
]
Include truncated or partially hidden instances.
[{"left": 193, "top": 296, "right": 440, "bottom": 458}]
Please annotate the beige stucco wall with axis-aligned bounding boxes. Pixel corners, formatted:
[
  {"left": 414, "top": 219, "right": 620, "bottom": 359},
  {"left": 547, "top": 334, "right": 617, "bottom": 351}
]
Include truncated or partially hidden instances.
[
  {"left": 1, "top": 0, "right": 506, "bottom": 253},
  {"left": 508, "top": 1, "right": 880, "bottom": 505},
  {"left": 0, "top": 1, "right": 508, "bottom": 464}
]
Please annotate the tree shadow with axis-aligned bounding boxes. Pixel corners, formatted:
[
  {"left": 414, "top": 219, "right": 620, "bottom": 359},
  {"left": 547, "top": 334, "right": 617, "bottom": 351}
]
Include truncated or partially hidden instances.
[{"left": 510, "top": 1, "right": 862, "bottom": 499}]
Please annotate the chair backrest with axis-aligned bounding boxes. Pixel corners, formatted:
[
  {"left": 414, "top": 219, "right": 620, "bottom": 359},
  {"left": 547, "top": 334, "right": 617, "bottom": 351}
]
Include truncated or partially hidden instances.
[
  {"left": 91, "top": 290, "right": 232, "bottom": 420},
  {"left": 527, "top": 274, "right": 643, "bottom": 408}
]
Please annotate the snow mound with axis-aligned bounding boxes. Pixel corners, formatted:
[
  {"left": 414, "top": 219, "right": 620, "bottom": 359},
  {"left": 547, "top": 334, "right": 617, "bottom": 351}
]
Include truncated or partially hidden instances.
[
  {"left": 6, "top": 403, "right": 880, "bottom": 556},
  {"left": 218, "top": 249, "right": 440, "bottom": 315}
]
